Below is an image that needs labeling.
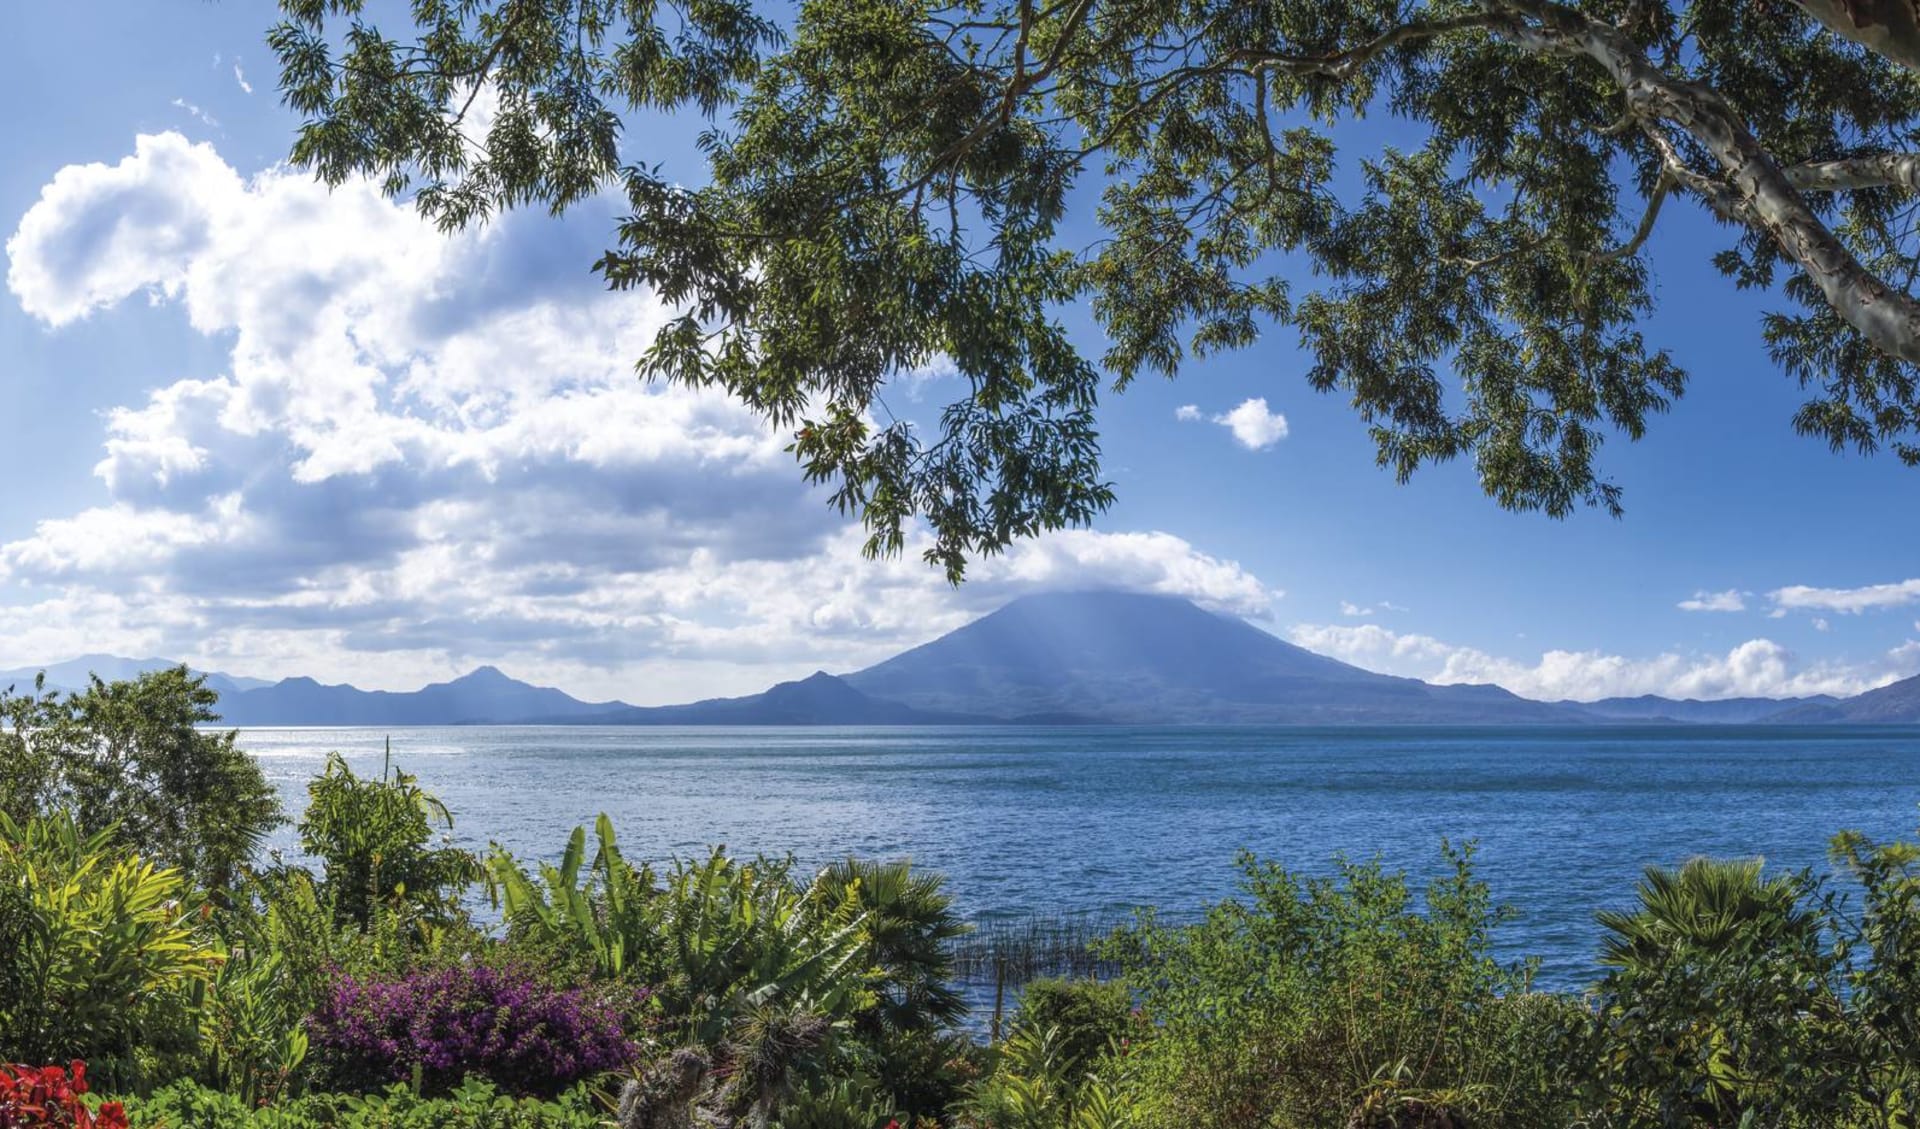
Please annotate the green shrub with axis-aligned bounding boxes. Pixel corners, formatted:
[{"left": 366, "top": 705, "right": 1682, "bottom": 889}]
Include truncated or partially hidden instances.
[
  {"left": 1570, "top": 852, "right": 1920, "bottom": 1128},
  {"left": 1009, "top": 980, "right": 1132, "bottom": 1090},
  {"left": 1105, "top": 844, "right": 1571, "bottom": 1129},
  {"left": 0, "top": 811, "right": 213, "bottom": 1084},
  {"left": 116, "top": 1077, "right": 603, "bottom": 1129}
]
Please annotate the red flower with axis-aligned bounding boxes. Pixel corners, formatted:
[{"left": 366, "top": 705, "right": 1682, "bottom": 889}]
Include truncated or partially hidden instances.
[{"left": 0, "top": 1062, "right": 109, "bottom": 1129}]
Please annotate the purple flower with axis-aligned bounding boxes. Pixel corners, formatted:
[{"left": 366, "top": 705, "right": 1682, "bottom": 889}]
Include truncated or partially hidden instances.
[{"left": 305, "top": 964, "right": 642, "bottom": 1096}]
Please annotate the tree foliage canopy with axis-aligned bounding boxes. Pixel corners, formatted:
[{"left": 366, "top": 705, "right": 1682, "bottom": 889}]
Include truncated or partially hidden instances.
[
  {"left": 0, "top": 668, "right": 283, "bottom": 891},
  {"left": 275, "top": 0, "right": 1920, "bottom": 576}
]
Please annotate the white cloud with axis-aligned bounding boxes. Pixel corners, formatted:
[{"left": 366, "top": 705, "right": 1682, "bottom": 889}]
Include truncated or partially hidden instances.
[
  {"left": 1174, "top": 404, "right": 1202, "bottom": 422},
  {"left": 7, "top": 133, "right": 242, "bottom": 326},
  {"left": 0, "top": 133, "right": 1280, "bottom": 702},
  {"left": 233, "top": 62, "right": 253, "bottom": 95},
  {"left": 1337, "top": 600, "right": 1407, "bottom": 617},
  {"left": 1770, "top": 578, "right": 1920, "bottom": 615},
  {"left": 1814, "top": 617, "right": 1831, "bottom": 632},
  {"left": 170, "top": 98, "right": 219, "bottom": 128},
  {"left": 1213, "top": 398, "right": 1289, "bottom": 449},
  {"left": 1678, "top": 588, "right": 1746, "bottom": 613},
  {"left": 1285, "top": 622, "right": 1912, "bottom": 701}
]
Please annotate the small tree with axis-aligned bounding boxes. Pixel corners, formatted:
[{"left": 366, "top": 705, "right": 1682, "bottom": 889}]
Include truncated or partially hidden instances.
[
  {"left": 0, "top": 667, "right": 281, "bottom": 892},
  {"left": 297, "top": 750, "right": 479, "bottom": 930}
]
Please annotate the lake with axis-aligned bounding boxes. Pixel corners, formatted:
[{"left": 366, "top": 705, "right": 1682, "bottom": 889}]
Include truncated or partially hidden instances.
[{"left": 244, "top": 723, "right": 1920, "bottom": 990}]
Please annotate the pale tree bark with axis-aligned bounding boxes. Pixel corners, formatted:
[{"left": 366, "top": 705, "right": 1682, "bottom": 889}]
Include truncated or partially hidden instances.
[
  {"left": 1786, "top": 153, "right": 1920, "bottom": 192},
  {"left": 1789, "top": 0, "right": 1920, "bottom": 75},
  {"left": 1495, "top": 0, "right": 1920, "bottom": 366}
]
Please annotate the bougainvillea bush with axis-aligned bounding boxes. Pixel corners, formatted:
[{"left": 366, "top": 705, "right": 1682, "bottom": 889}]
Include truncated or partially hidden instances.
[
  {"left": 304, "top": 964, "right": 640, "bottom": 1098},
  {"left": 0, "top": 1063, "right": 126, "bottom": 1129}
]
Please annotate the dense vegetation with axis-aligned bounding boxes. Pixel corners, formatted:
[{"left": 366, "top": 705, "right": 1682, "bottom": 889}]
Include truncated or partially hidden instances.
[{"left": 8, "top": 669, "right": 1920, "bottom": 1127}]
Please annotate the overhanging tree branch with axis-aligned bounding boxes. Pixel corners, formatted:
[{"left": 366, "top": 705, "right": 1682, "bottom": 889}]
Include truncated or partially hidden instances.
[
  {"left": 1790, "top": 0, "right": 1920, "bottom": 74},
  {"left": 1497, "top": 0, "right": 1920, "bottom": 365}
]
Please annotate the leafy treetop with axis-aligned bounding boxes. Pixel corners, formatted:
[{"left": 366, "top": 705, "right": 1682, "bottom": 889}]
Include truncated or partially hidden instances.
[{"left": 274, "top": 0, "right": 1920, "bottom": 578}]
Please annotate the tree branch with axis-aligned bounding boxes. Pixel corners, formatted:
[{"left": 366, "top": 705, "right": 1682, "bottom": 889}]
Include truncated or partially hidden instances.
[
  {"left": 1226, "top": 13, "right": 1510, "bottom": 80},
  {"left": 1589, "top": 174, "right": 1671, "bottom": 264},
  {"left": 1496, "top": 0, "right": 1920, "bottom": 366},
  {"left": 1785, "top": 153, "right": 1920, "bottom": 193},
  {"left": 1789, "top": 0, "right": 1920, "bottom": 76}
]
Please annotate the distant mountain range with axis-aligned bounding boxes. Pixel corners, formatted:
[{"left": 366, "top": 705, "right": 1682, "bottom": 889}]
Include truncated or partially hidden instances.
[
  {"left": 0, "top": 654, "right": 276, "bottom": 699},
  {"left": 1555, "top": 694, "right": 1842, "bottom": 724},
  {"left": 5, "top": 592, "right": 1917, "bottom": 726}
]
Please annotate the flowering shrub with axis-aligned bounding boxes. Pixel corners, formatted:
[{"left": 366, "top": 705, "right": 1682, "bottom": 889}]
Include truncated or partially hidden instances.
[
  {"left": 305, "top": 964, "right": 640, "bottom": 1097},
  {"left": 0, "top": 1063, "right": 126, "bottom": 1129}
]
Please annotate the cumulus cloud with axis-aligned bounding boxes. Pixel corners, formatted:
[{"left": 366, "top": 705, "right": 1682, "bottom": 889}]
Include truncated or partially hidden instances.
[
  {"left": 0, "top": 133, "right": 1280, "bottom": 701},
  {"left": 1174, "top": 404, "right": 1202, "bottom": 422},
  {"left": 1340, "top": 601, "right": 1374, "bottom": 617},
  {"left": 1214, "top": 398, "right": 1289, "bottom": 449},
  {"left": 1770, "top": 578, "right": 1920, "bottom": 615},
  {"left": 7, "top": 133, "right": 242, "bottom": 325},
  {"left": 1285, "top": 622, "right": 1912, "bottom": 701},
  {"left": 1678, "top": 588, "right": 1747, "bottom": 613}
]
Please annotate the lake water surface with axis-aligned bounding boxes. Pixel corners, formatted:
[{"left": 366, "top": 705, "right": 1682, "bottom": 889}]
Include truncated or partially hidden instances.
[{"left": 244, "top": 724, "right": 1920, "bottom": 989}]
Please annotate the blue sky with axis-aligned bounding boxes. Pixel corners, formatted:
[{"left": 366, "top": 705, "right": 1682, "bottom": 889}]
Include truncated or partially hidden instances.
[{"left": 1, "top": 3, "right": 1917, "bottom": 704}]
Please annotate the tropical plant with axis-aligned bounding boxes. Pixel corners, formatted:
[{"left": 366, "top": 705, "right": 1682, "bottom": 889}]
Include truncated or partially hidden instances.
[
  {"left": 298, "top": 751, "right": 479, "bottom": 931},
  {"left": 486, "top": 815, "right": 662, "bottom": 982},
  {"left": 0, "top": 669, "right": 281, "bottom": 892},
  {"left": 0, "top": 1063, "right": 127, "bottom": 1129},
  {"left": 1596, "top": 856, "right": 1821, "bottom": 967},
  {"left": 815, "top": 859, "right": 970, "bottom": 1036},
  {"left": 957, "top": 1025, "right": 1129, "bottom": 1129},
  {"left": 304, "top": 962, "right": 640, "bottom": 1097},
  {"left": 1006, "top": 981, "right": 1133, "bottom": 1093},
  {"left": 189, "top": 930, "right": 309, "bottom": 1107},
  {"left": 0, "top": 812, "right": 213, "bottom": 1080},
  {"left": 652, "top": 852, "right": 875, "bottom": 1045},
  {"left": 1831, "top": 828, "right": 1920, "bottom": 1125},
  {"left": 1575, "top": 857, "right": 1852, "bottom": 1127},
  {"left": 767, "top": 1077, "right": 895, "bottom": 1129}
]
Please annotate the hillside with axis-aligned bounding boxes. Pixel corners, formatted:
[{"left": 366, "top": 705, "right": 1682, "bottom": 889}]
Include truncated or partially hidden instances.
[
  {"left": 1768, "top": 674, "right": 1920, "bottom": 724},
  {"left": 1567, "top": 694, "right": 1839, "bottom": 724}
]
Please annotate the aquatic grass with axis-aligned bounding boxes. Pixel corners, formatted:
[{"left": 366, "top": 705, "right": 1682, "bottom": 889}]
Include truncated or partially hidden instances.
[{"left": 946, "top": 912, "right": 1131, "bottom": 985}]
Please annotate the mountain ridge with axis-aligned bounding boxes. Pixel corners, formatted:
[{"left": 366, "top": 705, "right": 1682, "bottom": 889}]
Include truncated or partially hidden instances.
[{"left": 8, "top": 591, "right": 1915, "bottom": 725}]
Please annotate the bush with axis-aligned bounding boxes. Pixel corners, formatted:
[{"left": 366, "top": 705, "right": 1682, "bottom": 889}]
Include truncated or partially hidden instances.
[
  {"left": 299, "top": 753, "right": 479, "bottom": 931},
  {"left": 0, "top": 1063, "right": 127, "bottom": 1129},
  {"left": 112, "top": 1077, "right": 601, "bottom": 1129},
  {"left": 304, "top": 963, "right": 640, "bottom": 1097},
  {"left": 1105, "top": 844, "right": 1572, "bottom": 1129},
  {"left": 0, "top": 814, "right": 212, "bottom": 1083},
  {"left": 1008, "top": 980, "right": 1133, "bottom": 1088}
]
